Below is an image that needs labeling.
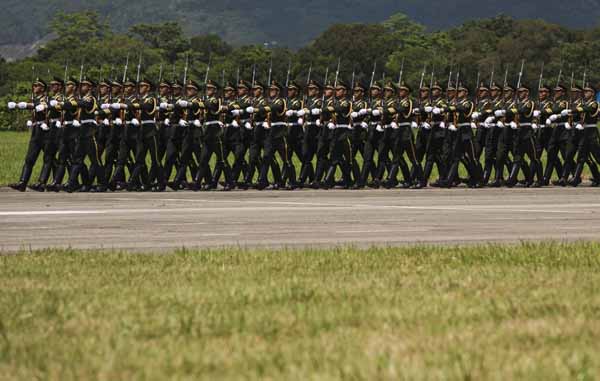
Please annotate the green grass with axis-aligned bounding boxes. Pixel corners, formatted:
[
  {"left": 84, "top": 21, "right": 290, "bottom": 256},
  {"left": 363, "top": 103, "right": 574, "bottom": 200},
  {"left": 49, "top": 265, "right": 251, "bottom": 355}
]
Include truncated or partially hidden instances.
[
  {"left": 1, "top": 242, "right": 600, "bottom": 379},
  {"left": 0, "top": 130, "right": 594, "bottom": 186}
]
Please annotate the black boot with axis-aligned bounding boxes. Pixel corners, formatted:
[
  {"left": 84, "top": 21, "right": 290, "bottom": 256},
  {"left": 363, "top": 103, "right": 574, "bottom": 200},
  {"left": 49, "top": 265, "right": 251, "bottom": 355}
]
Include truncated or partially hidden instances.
[
  {"left": 568, "top": 162, "right": 585, "bottom": 187},
  {"left": 505, "top": 162, "right": 520, "bottom": 188},
  {"left": 322, "top": 165, "right": 337, "bottom": 190},
  {"left": 384, "top": 164, "right": 399, "bottom": 188}
]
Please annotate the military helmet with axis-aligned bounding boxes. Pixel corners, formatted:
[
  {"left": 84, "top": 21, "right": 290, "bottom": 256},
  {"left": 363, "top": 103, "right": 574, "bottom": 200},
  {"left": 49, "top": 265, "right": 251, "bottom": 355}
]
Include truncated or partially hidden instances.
[
  {"left": 370, "top": 81, "right": 383, "bottom": 91},
  {"left": 159, "top": 80, "right": 172, "bottom": 88},
  {"left": 503, "top": 84, "right": 516, "bottom": 93},
  {"left": 538, "top": 83, "right": 551, "bottom": 92},
  {"left": 110, "top": 79, "right": 123, "bottom": 87},
  {"left": 553, "top": 84, "right": 567, "bottom": 93},
  {"left": 478, "top": 82, "right": 490, "bottom": 92},
  {"left": 49, "top": 76, "right": 64, "bottom": 87},
  {"left": 570, "top": 84, "right": 583, "bottom": 93},
  {"left": 419, "top": 83, "right": 430, "bottom": 92},
  {"left": 584, "top": 84, "right": 597, "bottom": 93},
  {"left": 171, "top": 80, "right": 183, "bottom": 89},
  {"left": 223, "top": 81, "right": 236, "bottom": 91},
  {"left": 446, "top": 81, "right": 456, "bottom": 91},
  {"left": 307, "top": 79, "right": 322, "bottom": 90},
  {"left": 98, "top": 78, "right": 111, "bottom": 88},
  {"left": 287, "top": 80, "right": 302, "bottom": 91},
  {"left": 384, "top": 81, "right": 398, "bottom": 92},
  {"left": 123, "top": 77, "right": 136, "bottom": 87},
  {"left": 324, "top": 80, "right": 335, "bottom": 90},
  {"left": 517, "top": 84, "right": 531, "bottom": 93}
]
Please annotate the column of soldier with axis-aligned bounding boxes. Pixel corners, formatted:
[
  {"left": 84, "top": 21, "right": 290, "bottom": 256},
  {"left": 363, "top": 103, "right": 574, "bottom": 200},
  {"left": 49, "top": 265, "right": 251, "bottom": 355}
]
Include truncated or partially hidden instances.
[{"left": 5, "top": 57, "right": 600, "bottom": 193}]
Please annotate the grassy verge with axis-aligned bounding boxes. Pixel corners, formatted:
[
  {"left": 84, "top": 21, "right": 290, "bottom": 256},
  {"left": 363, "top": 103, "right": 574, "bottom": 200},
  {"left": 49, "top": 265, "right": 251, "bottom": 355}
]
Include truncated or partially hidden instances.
[{"left": 1, "top": 242, "right": 600, "bottom": 379}]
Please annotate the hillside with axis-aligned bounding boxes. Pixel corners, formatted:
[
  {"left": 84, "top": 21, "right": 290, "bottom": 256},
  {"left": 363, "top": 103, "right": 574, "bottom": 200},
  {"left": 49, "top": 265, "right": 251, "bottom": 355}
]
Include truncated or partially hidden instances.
[{"left": 1, "top": 0, "right": 600, "bottom": 58}]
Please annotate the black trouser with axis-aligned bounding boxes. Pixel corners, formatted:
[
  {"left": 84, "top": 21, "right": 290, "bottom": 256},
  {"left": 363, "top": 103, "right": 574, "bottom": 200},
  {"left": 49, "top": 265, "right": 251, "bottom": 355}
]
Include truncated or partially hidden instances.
[
  {"left": 422, "top": 125, "right": 447, "bottom": 184},
  {"left": 68, "top": 123, "right": 106, "bottom": 188},
  {"left": 18, "top": 125, "right": 58, "bottom": 186},
  {"left": 323, "top": 127, "right": 353, "bottom": 187},
  {"left": 544, "top": 125, "right": 570, "bottom": 182},
  {"left": 570, "top": 127, "right": 600, "bottom": 184},
  {"left": 163, "top": 123, "right": 184, "bottom": 182},
  {"left": 103, "top": 124, "right": 125, "bottom": 182},
  {"left": 446, "top": 126, "right": 481, "bottom": 185},
  {"left": 299, "top": 123, "right": 319, "bottom": 184},
  {"left": 508, "top": 126, "right": 542, "bottom": 185},
  {"left": 494, "top": 126, "right": 514, "bottom": 181},
  {"left": 52, "top": 125, "right": 78, "bottom": 186},
  {"left": 474, "top": 126, "right": 487, "bottom": 161},
  {"left": 415, "top": 127, "right": 430, "bottom": 163},
  {"left": 349, "top": 124, "right": 367, "bottom": 184},
  {"left": 314, "top": 126, "right": 332, "bottom": 184},
  {"left": 223, "top": 125, "right": 248, "bottom": 184},
  {"left": 96, "top": 123, "right": 109, "bottom": 158},
  {"left": 259, "top": 125, "right": 294, "bottom": 187},
  {"left": 130, "top": 123, "right": 165, "bottom": 188},
  {"left": 287, "top": 123, "right": 303, "bottom": 184},
  {"left": 359, "top": 124, "right": 384, "bottom": 186},
  {"left": 387, "top": 125, "right": 422, "bottom": 185},
  {"left": 195, "top": 124, "right": 230, "bottom": 187},
  {"left": 110, "top": 124, "right": 139, "bottom": 185},
  {"left": 245, "top": 124, "right": 266, "bottom": 184},
  {"left": 173, "top": 124, "right": 203, "bottom": 185},
  {"left": 560, "top": 128, "right": 583, "bottom": 181}
]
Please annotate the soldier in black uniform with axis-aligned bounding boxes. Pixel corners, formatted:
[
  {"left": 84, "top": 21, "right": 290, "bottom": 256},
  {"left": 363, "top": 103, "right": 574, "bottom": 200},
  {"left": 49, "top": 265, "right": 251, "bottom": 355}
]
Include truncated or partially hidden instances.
[
  {"left": 242, "top": 82, "right": 270, "bottom": 188},
  {"left": 226, "top": 80, "right": 253, "bottom": 187},
  {"left": 505, "top": 84, "right": 543, "bottom": 187},
  {"left": 349, "top": 82, "right": 369, "bottom": 186},
  {"left": 46, "top": 77, "right": 79, "bottom": 192},
  {"left": 95, "top": 79, "right": 111, "bottom": 158},
  {"left": 297, "top": 80, "right": 322, "bottom": 186},
  {"left": 440, "top": 83, "right": 481, "bottom": 187},
  {"left": 556, "top": 85, "right": 583, "bottom": 186},
  {"left": 311, "top": 81, "right": 335, "bottom": 188},
  {"left": 192, "top": 79, "right": 231, "bottom": 191},
  {"left": 169, "top": 80, "right": 204, "bottom": 190},
  {"left": 8, "top": 79, "right": 50, "bottom": 191},
  {"left": 479, "top": 82, "right": 504, "bottom": 185},
  {"left": 161, "top": 80, "right": 185, "bottom": 182},
  {"left": 534, "top": 83, "right": 556, "bottom": 185},
  {"left": 568, "top": 84, "right": 600, "bottom": 186},
  {"left": 65, "top": 78, "right": 107, "bottom": 193},
  {"left": 322, "top": 80, "right": 353, "bottom": 189},
  {"left": 285, "top": 80, "right": 304, "bottom": 187},
  {"left": 358, "top": 81, "right": 385, "bottom": 188},
  {"left": 472, "top": 83, "right": 492, "bottom": 163},
  {"left": 420, "top": 82, "right": 447, "bottom": 187},
  {"left": 489, "top": 84, "right": 516, "bottom": 187},
  {"left": 155, "top": 80, "right": 172, "bottom": 166},
  {"left": 98, "top": 79, "right": 125, "bottom": 184},
  {"left": 543, "top": 84, "right": 571, "bottom": 185}
]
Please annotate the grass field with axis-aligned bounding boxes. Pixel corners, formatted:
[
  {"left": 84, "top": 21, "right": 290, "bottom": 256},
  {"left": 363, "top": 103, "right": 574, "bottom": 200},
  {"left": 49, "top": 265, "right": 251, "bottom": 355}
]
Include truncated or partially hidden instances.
[
  {"left": 1, "top": 242, "right": 600, "bottom": 380},
  {"left": 1, "top": 130, "right": 595, "bottom": 187}
]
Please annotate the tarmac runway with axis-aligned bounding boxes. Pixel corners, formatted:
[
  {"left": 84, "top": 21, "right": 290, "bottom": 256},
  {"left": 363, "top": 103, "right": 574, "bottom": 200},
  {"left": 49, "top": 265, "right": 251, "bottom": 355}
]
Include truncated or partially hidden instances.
[{"left": 1, "top": 187, "right": 599, "bottom": 251}]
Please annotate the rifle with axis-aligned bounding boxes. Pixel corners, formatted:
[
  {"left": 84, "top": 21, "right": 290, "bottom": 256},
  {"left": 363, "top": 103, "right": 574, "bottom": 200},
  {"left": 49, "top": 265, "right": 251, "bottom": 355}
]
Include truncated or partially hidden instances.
[
  {"left": 320, "top": 67, "right": 329, "bottom": 124},
  {"left": 556, "top": 63, "right": 563, "bottom": 88},
  {"left": 350, "top": 65, "right": 356, "bottom": 93},
  {"left": 285, "top": 58, "right": 292, "bottom": 99},
  {"left": 397, "top": 58, "right": 405, "bottom": 85},
  {"left": 183, "top": 53, "right": 189, "bottom": 85},
  {"left": 204, "top": 52, "right": 212, "bottom": 85},
  {"left": 447, "top": 61, "right": 453, "bottom": 90},
  {"left": 489, "top": 63, "right": 495, "bottom": 88},
  {"left": 475, "top": 70, "right": 480, "bottom": 105},
  {"left": 135, "top": 52, "right": 143, "bottom": 98},
  {"left": 538, "top": 62, "right": 545, "bottom": 93},
  {"left": 303, "top": 63, "right": 312, "bottom": 105},
  {"left": 582, "top": 66, "right": 587, "bottom": 88},
  {"left": 515, "top": 59, "right": 525, "bottom": 103},
  {"left": 122, "top": 54, "right": 130, "bottom": 83},
  {"left": 158, "top": 63, "right": 164, "bottom": 84},
  {"left": 418, "top": 63, "right": 427, "bottom": 90},
  {"left": 369, "top": 61, "right": 377, "bottom": 103}
]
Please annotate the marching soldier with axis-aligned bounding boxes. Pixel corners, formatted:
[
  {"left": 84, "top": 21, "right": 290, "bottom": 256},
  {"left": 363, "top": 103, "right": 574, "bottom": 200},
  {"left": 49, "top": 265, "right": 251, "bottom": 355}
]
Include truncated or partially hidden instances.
[
  {"left": 161, "top": 80, "right": 185, "bottom": 182},
  {"left": 242, "top": 81, "right": 270, "bottom": 189},
  {"left": 156, "top": 79, "right": 172, "bottom": 165},
  {"left": 421, "top": 82, "right": 448, "bottom": 186},
  {"left": 8, "top": 78, "right": 50, "bottom": 192},
  {"left": 472, "top": 83, "right": 492, "bottom": 163},
  {"left": 568, "top": 84, "right": 600, "bottom": 186},
  {"left": 556, "top": 85, "right": 583, "bottom": 186},
  {"left": 349, "top": 82, "right": 369, "bottom": 186},
  {"left": 98, "top": 79, "right": 125, "bottom": 183},
  {"left": 311, "top": 81, "right": 335, "bottom": 188},
  {"left": 534, "top": 83, "right": 556, "bottom": 184},
  {"left": 96, "top": 79, "right": 111, "bottom": 158},
  {"left": 285, "top": 80, "right": 304, "bottom": 187},
  {"left": 358, "top": 81, "right": 385, "bottom": 188},
  {"left": 543, "top": 84, "right": 571, "bottom": 185},
  {"left": 226, "top": 80, "right": 252, "bottom": 187},
  {"left": 297, "top": 79, "right": 322, "bottom": 186}
]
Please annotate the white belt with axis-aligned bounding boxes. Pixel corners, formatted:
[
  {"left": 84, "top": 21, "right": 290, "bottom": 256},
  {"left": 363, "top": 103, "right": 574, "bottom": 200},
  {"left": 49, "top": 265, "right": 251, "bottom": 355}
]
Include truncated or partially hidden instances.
[
  {"left": 50, "top": 118, "right": 60, "bottom": 123},
  {"left": 80, "top": 119, "right": 97, "bottom": 125},
  {"left": 458, "top": 123, "right": 471, "bottom": 127},
  {"left": 270, "top": 122, "right": 287, "bottom": 127},
  {"left": 63, "top": 121, "right": 73, "bottom": 126},
  {"left": 204, "top": 120, "right": 222, "bottom": 126},
  {"left": 141, "top": 120, "right": 155, "bottom": 125},
  {"left": 539, "top": 125, "right": 546, "bottom": 129},
  {"left": 398, "top": 122, "right": 410, "bottom": 127},
  {"left": 288, "top": 122, "right": 300, "bottom": 127},
  {"left": 336, "top": 124, "right": 351, "bottom": 129},
  {"left": 585, "top": 124, "right": 598, "bottom": 128},
  {"left": 520, "top": 123, "right": 531, "bottom": 126}
]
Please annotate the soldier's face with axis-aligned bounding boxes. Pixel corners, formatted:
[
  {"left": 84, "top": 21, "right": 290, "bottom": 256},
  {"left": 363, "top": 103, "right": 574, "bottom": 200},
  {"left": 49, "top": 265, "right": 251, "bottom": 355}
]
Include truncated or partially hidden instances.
[
  {"left": 479, "top": 90, "right": 488, "bottom": 99},
  {"left": 99, "top": 85, "right": 109, "bottom": 96},
  {"left": 370, "top": 88, "right": 380, "bottom": 98},
  {"left": 458, "top": 90, "right": 467, "bottom": 99},
  {"left": 288, "top": 88, "right": 297, "bottom": 98},
  {"left": 399, "top": 89, "right": 409, "bottom": 98},
  {"left": 173, "top": 87, "right": 182, "bottom": 96},
  {"left": 50, "top": 84, "right": 61, "bottom": 94},
  {"left": 553, "top": 90, "right": 563, "bottom": 100},
  {"left": 503, "top": 91, "right": 513, "bottom": 100},
  {"left": 447, "top": 90, "right": 456, "bottom": 99},
  {"left": 238, "top": 87, "right": 248, "bottom": 97},
  {"left": 584, "top": 89, "right": 594, "bottom": 100},
  {"left": 269, "top": 88, "right": 279, "bottom": 98},
  {"left": 491, "top": 89, "right": 500, "bottom": 98},
  {"left": 66, "top": 84, "right": 75, "bottom": 95},
  {"left": 420, "top": 90, "right": 429, "bottom": 99},
  {"left": 32, "top": 84, "right": 44, "bottom": 95},
  {"left": 307, "top": 87, "right": 318, "bottom": 97},
  {"left": 186, "top": 87, "right": 198, "bottom": 97},
  {"left": 253, "top": 88, "right": 262, "bottom": 97},
  {"left": 384, "top": 89, "right": 394, "bottom": 99},
  {"left": 518, "top": 90, "right": 528, "bottom": 100},
  {"left": 224, "top": 89, "right": 235, "bottom": 99},
  {"left": 207, "top": 86, "right": 216, "bottom": 97},
  {"left": 335, "top": 88, "right": 346, "bottom": 98},
  {"left": 80, "top": 84, "right": 91, "bottom": 94},
  {"left": 111, "top": 85, "right": 122, "bottom": 96},
  {"left": 571, "top": 90, "right": 582, "bottom": 99},
  {"left": 539, "top": 90, "right": 549, "bottom": 101},
  {"left": 159, "top": 86, "right": 170, "bottom": 96},
  {"left": 353, "top": 89, "right": 363, "bottom": 99},
  {"left": 124, "top": 85, "right": 134, "bottom": 95},
  {"left": 432, "top": 89, "right": 441, "bottom": 98},
  {"left": 325, "top": 88, "right": 333, "bottom": 98}
]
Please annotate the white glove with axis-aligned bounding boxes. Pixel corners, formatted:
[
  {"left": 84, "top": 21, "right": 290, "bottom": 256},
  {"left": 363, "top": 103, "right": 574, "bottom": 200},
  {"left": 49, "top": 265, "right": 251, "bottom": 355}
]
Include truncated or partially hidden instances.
[
  {"left": 73, "top": 120, "right": 81, "bottom": 127},
  {"left": 533, "top": 110, "right": 541, "bottom": 118},
  {"left": 448, "top": 124, "right": 457, "bottom": 132},
  {"left": 471, "top": 122, "right": 478, "bottom": 129},
  {"left": 311, "top": 108, "right": 321, "bottom": 115},
  {"left": 532, "top": 123, "right": 539, "bottom": 130},
  {"left": 424, "top": 106, "right": 433, "bottom": 113},
  {"left": 297, "top": 109, "right": 306, "bottom": 117},
  {"left": 26, "top": 120, "right": 33, "bottom": 128},
  {"left": 231, "top": 120, "right": 239, "bottom": 128},
  {"left": 576, "top": 123, "right": 584, "bottom": 130},
  {"left": 440, "top": 122, "right": 446, "bottom": 129},
  {"left": 327, "top": 122, "right": 336, "bottom": 130},
  {"left": 131, "top": 118, "right": 140, "bottom": 126},
  {"left": 565, "top": 122, "right": 572, "bottom": 130},
  {"left": 115, "top": 118, "right": 123, "bottom": 126},
  {"left": 35, "top": 104, "right": 46, "bottom": 112},
  {"left": 422, "top": 122, "right": 431, "bottom": 130},
  {"left": 245, "top": 106, "right": 255, "bottom": 114},
  {"left": 545, "top": 118, "right": 552, "bottom": 126},
  {"left": 315, "top": 119, "right": 321, "bottom": 127},
  {"left": 244, "top": 122, "right": 253, "bottom": 130},
  {"left": 549, "top": 114, "right": 559, "bottom": 122},
  {"left": 494, "top": 110, "right": 505, "bottom": 117},
  {"left": 360, "top": 122, "right": 368, "bottom": 129},
  {"left": 297, "top": 118, "right": 304, "bottom": 125},
  {"left": 159, "top": 102, "right": 169, "bottom": 110},
  {"left": 7, "top": 102, "right": 16, "bottom": 109},
  {"left": 193, "top": 120, "right": 202, "bottom": 127},
  {"left": 350, "top": 112, "right": 358, "bottom": 119},
  {"left": 391, "top": 122, "right": 400, "bottom": 129},
  {"left": 510, "top": 121, "right": 518, "bottom": 130},
  {"left": 40, "top": 122, "right": 49, "bottom": 131},
  {"left": 359, "top": 108, "right": 369, "bottom": 116},
  {"left": 432, "top": 107, "right": 441, "bottom": 115},
  {"left": 103, "top": 119, "right": 110, "bottom": 126},
  {"left": 50, "top": 100, "right": 59, "bottom": 108},
  {"left": 164, "top": 118, "right": 170, "bottom": 126},
  {"left": 561, "top": 109, "right": 571, "bottom": 117},
  {"left": 484, "top": 122, "right": 493, "bottom": 129},
  {"left": 263, "top": 121, "right": 270, "bottom": 129},
  {"left": 56, "top": 121, "right": 62, "bottom": 128},
  {"left": 111, "top": 103, "right": 122, "bottom": 110},
  {"left": 231, "top": 109, "right": 240, "bottom": 116},
  {"left": 18, "top": 102, "right": 28, "bottom": 109},
  {"left": 376, "top": 124, "right": 384, "bottom": 132},
  {"left": 372, "top": 109, "right": 381, "bottom": 116},
  {"left": 485, "top": 116, "right": 495, "bottom": 124},
  {"left": 496, "top": 121, "right": 505, "bottom": 128},
  {"left": 177, "top": 100, "right": 189, "bottom": 108},
  {"left": 101, "top": 103, "right": 110, "bottom": 110},
  {"left": 285, "top": 110, "right": 296, "bottom": 117},
  {"left": 471, "top": 112, "right": 480, "bottom": 120},
  {"left": 410, "top": 121, "right": 418, "bottom": 129},
  {"left": 179, "top": 119, "right": 188, "bottom": 127}
]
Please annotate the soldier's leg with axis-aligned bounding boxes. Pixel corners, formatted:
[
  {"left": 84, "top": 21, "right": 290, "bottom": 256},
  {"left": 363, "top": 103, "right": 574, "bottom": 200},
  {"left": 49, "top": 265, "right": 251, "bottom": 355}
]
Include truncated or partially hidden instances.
[
  {"left": 129, "top": 136, "right": 150, "bottom": 190},
  {"left": 258, "top": 135, "right": 275, "bottom": 189},
  {"left": 491, "top": 128, "right": 508, "bottom": 186},
  {"left": 10, "top": 131, "right": 42, "bottom": 191},
  {"left": 149, "top": 135, "right": 166, "bottom": 191}
]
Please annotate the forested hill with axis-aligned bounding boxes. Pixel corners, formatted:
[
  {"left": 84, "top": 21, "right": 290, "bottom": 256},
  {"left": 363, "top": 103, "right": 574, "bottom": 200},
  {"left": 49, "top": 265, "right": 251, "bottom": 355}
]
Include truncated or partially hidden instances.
[{"left": 2, "top": 0, "right": 600, "bottom": 50}]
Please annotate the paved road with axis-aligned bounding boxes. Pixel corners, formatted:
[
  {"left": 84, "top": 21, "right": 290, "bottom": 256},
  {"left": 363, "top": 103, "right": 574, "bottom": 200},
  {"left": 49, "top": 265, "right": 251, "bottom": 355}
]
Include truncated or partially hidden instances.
[{"left": 0, "top": 187, "right": 599, "bottom": 251}]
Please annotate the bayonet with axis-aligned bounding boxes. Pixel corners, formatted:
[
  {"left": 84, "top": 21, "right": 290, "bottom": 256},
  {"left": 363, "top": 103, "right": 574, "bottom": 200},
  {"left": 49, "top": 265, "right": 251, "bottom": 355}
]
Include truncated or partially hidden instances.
[
  {"left": 204, "top": 52, "right": 212, "bottom": 84},
  {"left": 122, "top": 54, "right": 129, "bottom": 83}
]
